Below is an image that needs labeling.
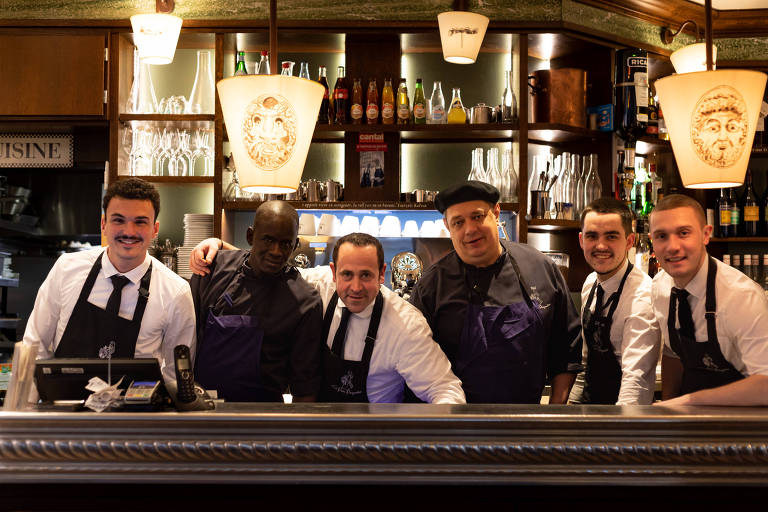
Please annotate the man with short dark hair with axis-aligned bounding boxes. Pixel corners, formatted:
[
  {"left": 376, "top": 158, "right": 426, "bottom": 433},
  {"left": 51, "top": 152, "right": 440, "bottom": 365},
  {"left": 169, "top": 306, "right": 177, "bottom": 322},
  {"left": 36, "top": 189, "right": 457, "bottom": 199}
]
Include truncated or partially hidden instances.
[
  {"left": 23, "top": 178, "right": 196, "bottom": 383},
  {"left": 574, "top": 197, "right": 660, "bottom": 405},
  {"left": 650, "top": 193, "right": 768, "bottom": 406},
  {"left": 409, "top": 181, "right": 582, "bottom": 404},
  {"left": 190, "top": 231, "right": 465, "bottom": 404},
  {"left": 191, "top": 201, "right": 323, "bottom": 402}
]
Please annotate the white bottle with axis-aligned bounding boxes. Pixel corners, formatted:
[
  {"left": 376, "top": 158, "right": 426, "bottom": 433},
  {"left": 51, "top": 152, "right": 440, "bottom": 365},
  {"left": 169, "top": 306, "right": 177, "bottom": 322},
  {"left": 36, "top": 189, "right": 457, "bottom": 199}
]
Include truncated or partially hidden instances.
[{"left": 429, "top": 81, "right": 446, "bottom": 124}]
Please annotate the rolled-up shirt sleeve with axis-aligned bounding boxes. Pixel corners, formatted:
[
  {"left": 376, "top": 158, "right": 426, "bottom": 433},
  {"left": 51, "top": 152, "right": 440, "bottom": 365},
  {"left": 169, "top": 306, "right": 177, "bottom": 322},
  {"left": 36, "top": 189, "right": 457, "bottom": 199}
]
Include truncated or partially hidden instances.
[
  {"left": 159, "top": 283, "right": 197, "bottom": 384},
  {"left": 22, "top": 257, "right": 63, "bottom": 359},
  {"left": 617, "top": 291, "right": 661, "bottom": 405}
]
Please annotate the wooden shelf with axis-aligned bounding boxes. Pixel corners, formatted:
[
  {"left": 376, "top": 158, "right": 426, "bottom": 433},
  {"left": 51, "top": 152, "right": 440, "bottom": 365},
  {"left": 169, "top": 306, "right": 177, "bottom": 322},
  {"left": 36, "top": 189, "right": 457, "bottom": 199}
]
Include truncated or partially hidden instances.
[
  {"left": 710, "top": 237, "right": 768, "bottom": 243},
  {"left": 119, "top": 114, "right": 215, "bottom": 122},
  {"left": 527, "top": 123, "right": 608, "bottom": 144},
  {"left": 526, "top": 218, "right": 581, "bottom": 231},
  {"left": 223, "top": 200, "right": 519, "bottom": 212},
  {"left": 312, "top": 123, "right": 518, "bottom": 142},
  {"left": 116, "top": 176, "right": 214, "bottom": 184}
]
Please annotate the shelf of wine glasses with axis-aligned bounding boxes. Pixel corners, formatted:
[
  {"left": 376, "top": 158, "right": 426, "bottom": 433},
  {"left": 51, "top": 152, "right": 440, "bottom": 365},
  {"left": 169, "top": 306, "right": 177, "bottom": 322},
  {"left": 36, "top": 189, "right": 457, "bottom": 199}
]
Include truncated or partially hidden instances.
[
  {"left": 119, "top": 114, "right": 216, "bottom": 122},
  {"left": 116, "top": 175, "right": 214, "bottom": 184},
  {"left": 526, "top": 218, "right": 581, "bottom": 231},
  {"left": 222, "top": 200, "right": 520, "bottom": 212},
  {"left": 527, "top": 123, "right": 609, "bottom": 144}
]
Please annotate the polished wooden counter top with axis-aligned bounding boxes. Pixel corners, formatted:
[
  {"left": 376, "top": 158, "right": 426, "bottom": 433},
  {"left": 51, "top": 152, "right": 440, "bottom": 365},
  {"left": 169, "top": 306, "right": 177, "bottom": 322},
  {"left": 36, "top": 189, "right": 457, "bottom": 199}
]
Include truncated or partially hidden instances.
[{"left": 1, "top": 403, "right": 768, "bottom": 486}]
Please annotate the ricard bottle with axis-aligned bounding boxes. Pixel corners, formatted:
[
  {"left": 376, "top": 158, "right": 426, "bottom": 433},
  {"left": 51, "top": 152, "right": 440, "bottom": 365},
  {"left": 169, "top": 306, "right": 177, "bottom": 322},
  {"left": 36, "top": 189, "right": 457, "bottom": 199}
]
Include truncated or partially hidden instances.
[{"left": 614, "top": 48, "right": 648, "bottom": 147}]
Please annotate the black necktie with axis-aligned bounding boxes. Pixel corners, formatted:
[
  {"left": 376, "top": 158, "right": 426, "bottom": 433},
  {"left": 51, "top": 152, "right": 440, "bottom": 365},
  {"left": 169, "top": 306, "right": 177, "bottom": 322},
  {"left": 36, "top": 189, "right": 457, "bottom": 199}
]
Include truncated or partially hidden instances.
[
  {"left": 594, "top": 284, "right": 605, "bottom": 315},
  {"left": 671, "top": 287, "right": 696, "bottom": 341},
  {"left": 106, "top": 275, "right": 130, "bottom": 316},
  {"left": 330, "top": 307, "right": 351, "bottom": 356}
]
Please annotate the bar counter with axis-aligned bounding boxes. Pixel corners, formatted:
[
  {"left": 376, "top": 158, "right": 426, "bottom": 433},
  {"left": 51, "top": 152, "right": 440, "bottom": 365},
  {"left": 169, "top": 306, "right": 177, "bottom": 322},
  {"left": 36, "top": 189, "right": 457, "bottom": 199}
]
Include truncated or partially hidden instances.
[{"left": 1, "top": 403, "right": 768, "bottom": 487}]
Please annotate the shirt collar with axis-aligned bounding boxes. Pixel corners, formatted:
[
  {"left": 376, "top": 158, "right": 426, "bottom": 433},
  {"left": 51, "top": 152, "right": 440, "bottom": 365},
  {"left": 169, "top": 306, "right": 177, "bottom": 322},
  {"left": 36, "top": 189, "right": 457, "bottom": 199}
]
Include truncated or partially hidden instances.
[
  {"left": 596, "top": 258, "right": 629, "bottom": 295},
  {"left": 682, "top": 254, "right": 709, "bottom": 300},
  {"left": 101, "top": 250, "right": 151, "bottom": 285},
  {"left": 338, "top": 295, "right": 377, "bottom": 320}
]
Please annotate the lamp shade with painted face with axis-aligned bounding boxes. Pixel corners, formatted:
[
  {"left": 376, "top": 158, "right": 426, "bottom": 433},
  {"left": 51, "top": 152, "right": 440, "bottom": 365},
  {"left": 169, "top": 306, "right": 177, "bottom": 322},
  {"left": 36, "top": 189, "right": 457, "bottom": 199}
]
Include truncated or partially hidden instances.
[
  {"left": 130, "top": 13, "right": 183, "bottom": 65},
  {"left": 217, "top": 75, "right": 325, "bottom": 194},
  {"left": 655, "top": 69, "right": 767, "bottom": 188},
  {"left": 437, "top": 11, "right": 489, "bottom": 64}
]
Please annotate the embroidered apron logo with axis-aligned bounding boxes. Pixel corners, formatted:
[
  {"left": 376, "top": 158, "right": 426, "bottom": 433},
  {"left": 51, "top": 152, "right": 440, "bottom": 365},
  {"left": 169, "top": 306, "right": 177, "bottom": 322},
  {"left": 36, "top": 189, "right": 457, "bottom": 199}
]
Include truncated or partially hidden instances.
[{"left": 331, "top": 369, "right": 362, "bottom": 396}]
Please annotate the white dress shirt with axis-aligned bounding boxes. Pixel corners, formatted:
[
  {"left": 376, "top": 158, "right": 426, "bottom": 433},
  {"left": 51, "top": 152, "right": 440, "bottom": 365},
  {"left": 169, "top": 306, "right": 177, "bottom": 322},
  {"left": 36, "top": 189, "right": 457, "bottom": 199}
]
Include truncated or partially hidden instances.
[
  {"left": 300, "top": 266, "right": 466, "bottom": 404},
  {"left": 23, "top": 248, "right": 196, "bottom": 383},
  {"left": 652, "top": 256, "right": 768, "bottom": 377},
  {"left": 580, "top": 259, "right": 661, "bottom": 405}
]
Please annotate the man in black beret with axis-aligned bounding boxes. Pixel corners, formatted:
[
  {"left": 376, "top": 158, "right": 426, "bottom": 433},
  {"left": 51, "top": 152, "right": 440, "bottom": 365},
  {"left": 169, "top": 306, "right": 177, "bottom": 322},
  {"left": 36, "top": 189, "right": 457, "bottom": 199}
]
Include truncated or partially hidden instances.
[{"left": 409, "top": 181, "right": 583, "bottom": 404}]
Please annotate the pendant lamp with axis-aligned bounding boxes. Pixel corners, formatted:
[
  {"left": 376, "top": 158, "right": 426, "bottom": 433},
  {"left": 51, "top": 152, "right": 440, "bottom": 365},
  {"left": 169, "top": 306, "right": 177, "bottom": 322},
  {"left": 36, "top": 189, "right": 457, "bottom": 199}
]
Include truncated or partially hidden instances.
[
  {"left": 655, "top": 0, "right": 767, "bottom": 188},
  {"left": 218, "top": 75, "right": 324, "bottom": 194},
  {"left": 438, "top": 1, "right": 489, "bottom": 64},
  {"left": 130, "top": 0, "right": 183, "bottom": 65}
]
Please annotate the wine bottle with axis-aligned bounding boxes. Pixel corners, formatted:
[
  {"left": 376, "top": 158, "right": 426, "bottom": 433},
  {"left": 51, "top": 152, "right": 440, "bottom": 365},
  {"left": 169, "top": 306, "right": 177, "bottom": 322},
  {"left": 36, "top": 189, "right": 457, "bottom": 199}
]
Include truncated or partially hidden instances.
[
  {"left": 742, "top": 169, "right": 759, "bottom": 236},
  {"left": 614, "top": 48, "right": 649, "bottom": 147},
  {"left": 717, "top": 187, "right": 732, "bottom": 238},
  {"left": 729, "top": 187, "right": 740, "bottom": 236},
  {"left": 761, "top": 181, "right": 768, "bottom": 236},
  {"left": 317, "top": 66, "right": 330, "bottom": 124}
]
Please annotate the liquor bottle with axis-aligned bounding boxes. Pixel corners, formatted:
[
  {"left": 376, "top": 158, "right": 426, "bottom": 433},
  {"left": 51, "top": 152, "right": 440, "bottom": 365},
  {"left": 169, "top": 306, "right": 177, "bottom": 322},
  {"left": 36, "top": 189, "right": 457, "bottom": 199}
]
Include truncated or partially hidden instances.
[
  {"left": 729, "top": 187, "right": 740, "bottom": 236},
  {"left": 614, "top": 48, "right": 648, "bottom": 147},
  {"left": 350, "top": 78, "right": 364, "bottom": 124},
  {"left": 317, "top": 66, "right": 330, "bottom": 124},
  {"left": 648, "top": 250, "right": 658, "bottom": 278},
  {"left": 641, "top": 180, "right": 654, "bottom": 217},
  {"left": 256, "top": 51, "right": 270, "bottom": 75},
  {"left": 717, "top": 187, "right": 732, "bottom": 238},
  {"left": 447, "top": 87, "right": 467, "bottom": 124},
  {"left": 733, "top": 253, "right": 742, "bottom": 273},
  {"left": 763, "top": 255, "right": 768, "bottom": 299},
  {"left": 622, "top": 147, "right": 636, "bottom": 212},
  {"left": 412, "top": 78, "right": 426, "bottom": 125},
  {"left": 381, "top": 78, "right": 395, "bottom": 125},
  {"left": 646, "top": 91, "right": 658, "bottom": 137},
  {"left": 365, "top": 78, "right": 379, "bottom": 125},
  {"left": 298, "top": 62, "right": 311, "bottom": 80},
  {"left": 396, "top": 78, "right": 410, "bottom": 124},
  {"left": 501, "top": 69, "right": 517, "bottom": 123},
  {"left": 429, "top": 81, "right": 446, "bottom": 124},
  {"left": 333, "top": 66, "right": 349, "bottom": 124},
  {"left": 280, "top": 61, "right": 294, "bottom": 76},
  {"left": 744, "top": 254, "right": 754, "bottom": 281},
  {"left": 742, "top": 169, "right": 759, "bottom": 236},
  {"left": 234, "top": 51, "right": 248, "bottom": 76},
  {"left": 761, "top": 182, "right": 768, "bottom": 236},
  {"left": 657, "top": 102, "right": 669, "bottom": 141},
  {"left": 753, "top": 254, "right": 760, "bottom": 283}
]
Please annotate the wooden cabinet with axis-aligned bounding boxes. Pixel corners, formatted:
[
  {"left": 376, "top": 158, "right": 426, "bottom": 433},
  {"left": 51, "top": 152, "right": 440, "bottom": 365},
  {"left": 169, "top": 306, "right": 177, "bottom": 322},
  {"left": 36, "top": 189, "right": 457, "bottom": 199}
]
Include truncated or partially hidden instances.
[{"left": 0, "top": 31, "right": 107, "bottom": 116}]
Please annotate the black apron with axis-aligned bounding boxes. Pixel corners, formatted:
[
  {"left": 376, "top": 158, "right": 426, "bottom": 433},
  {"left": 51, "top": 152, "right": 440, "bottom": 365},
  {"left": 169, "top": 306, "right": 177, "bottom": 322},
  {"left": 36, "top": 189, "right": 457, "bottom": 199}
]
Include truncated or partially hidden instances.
[
  {"left": 56, "top": 251, "right": 152, "bottom": 358},
  {"left": 580, "top": 262, "right": 633, "bottom": 404},
  {"left": 319, "top": 291, "right": 384, "bottom": 403},
  {"left": 668, "top": 256, "right": 744, "bottom": 394},
  {"left": 194, "top": 267, "right": 271, "bottom": 402},
  {"left": 456, "top": 252, "right": 545, "bottom": 404}
]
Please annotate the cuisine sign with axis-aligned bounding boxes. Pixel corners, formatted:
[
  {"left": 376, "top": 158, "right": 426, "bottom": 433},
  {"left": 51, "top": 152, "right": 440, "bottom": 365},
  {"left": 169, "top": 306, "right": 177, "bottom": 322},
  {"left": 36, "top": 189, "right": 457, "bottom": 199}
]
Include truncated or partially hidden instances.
[{"left": 0, "top": 134, "right": 73, "bottom": 168}]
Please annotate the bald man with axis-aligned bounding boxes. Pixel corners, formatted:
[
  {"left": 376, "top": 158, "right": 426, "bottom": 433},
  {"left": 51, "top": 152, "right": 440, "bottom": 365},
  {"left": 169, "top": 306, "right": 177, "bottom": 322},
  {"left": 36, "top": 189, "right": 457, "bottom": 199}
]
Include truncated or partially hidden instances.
[{"left": 190, "top": 201, "right": 323, "bottom": 402}]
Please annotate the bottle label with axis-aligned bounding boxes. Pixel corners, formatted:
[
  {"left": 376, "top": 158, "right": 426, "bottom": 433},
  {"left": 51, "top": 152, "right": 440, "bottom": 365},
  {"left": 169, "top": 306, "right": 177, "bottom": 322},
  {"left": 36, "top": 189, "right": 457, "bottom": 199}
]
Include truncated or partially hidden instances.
[
  {"left": 731, "top": 208, "right": 740, "bottom": 225},
  {"left": 720, "top": 208, "right": 732, "bottom": 225},
  {"left": 431, "top": 107, "right": 444, "bottom": 121},
  {"left": 334, "top": 89, "right": 348, "bottom": 100},
  {"left": 366, "top": 104, "right": 379, "bottom": 119},
  {"left": 351, "top": 104, "right": 363, "bottom": 119},
  {"left": 323, "top": 91, "right": 329, "bottom": 99},
  {"left": 397, "top": 105, "right": 410, "bottom": 120},
  {"left": 745, "top": 205, "right": 759, "bottom": 222},
  {"left": 382, "top": 103, "right": 394, "bottom": 119},
  {"left": 413, "top": 103, "right": 426, "bottom": 119}
]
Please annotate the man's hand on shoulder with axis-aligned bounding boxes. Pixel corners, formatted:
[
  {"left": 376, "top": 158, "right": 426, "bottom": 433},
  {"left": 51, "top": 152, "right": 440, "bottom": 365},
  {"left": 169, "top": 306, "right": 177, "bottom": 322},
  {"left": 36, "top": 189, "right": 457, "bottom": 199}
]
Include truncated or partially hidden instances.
[{"left": 190, "top": 238, "right": 224, "bottom": 276}]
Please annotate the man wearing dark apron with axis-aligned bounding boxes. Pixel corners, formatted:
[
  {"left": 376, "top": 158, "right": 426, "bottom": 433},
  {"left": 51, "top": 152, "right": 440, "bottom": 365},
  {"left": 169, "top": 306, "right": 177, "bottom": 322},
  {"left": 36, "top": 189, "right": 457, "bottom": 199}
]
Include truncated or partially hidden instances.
[
  {"left": 23, "top": 178, "right": 196, "bottom": 383},
  {"left": 410, "top": 181, "right": 583, "bottom": 404},
  {"left": 651, "top": 194, "right": 768, "bottom": 406},
  {"left": 191, "top": 201, "right": 324, "bottom": 402},
  {"left": 575, "top": 198, "right": 660, "bottom": 405}
]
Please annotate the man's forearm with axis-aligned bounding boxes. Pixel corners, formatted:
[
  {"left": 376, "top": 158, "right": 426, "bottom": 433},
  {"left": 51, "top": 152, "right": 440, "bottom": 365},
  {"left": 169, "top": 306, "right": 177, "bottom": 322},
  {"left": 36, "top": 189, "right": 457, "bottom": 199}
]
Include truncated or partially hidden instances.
[
  {"left": 549, "top": 372, "right": 576, "bottom": 404},
  {"left": 664, "top": 374, "right": 768, "bottom": 406}
]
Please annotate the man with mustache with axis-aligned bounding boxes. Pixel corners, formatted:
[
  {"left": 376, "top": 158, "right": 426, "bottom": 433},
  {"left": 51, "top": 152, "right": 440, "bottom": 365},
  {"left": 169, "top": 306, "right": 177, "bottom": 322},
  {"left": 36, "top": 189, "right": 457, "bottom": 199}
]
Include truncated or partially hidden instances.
[
  {"left": 573, "top": 197, "right": 660, "bottom": 405},
  {"left": 23, "top": 178, "right": 196, "bottom": 384},
  {"left": 190, "top": 201, "right": 324, "bottom": 402},
  {"left": 650, "top": 194, "right": 768, "bottom": 406},
  {"left": 408, "top": 181, "right": 582, "bottom": 404}
]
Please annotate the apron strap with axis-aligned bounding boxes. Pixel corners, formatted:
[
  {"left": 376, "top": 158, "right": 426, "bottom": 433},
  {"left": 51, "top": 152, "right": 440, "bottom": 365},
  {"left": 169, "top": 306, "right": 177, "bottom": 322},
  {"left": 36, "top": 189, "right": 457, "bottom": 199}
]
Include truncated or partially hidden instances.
[
  {"left": 360, "top": 292, "right": 384, "bottom": 366},
  {"left": 76, "top": 250, "right": 106, "bottom": 305},
  {"left": 321, "top": 292, "right": 341, "bottom": 346},
  {"left": 604, "top": 262, "right": 633, "bottom": 320},
  {"left": 129, "top": 261, "right": 153, "bottom": 323},
  {"left": 705, "top": 256, "right": 718, "bottom": 346}
]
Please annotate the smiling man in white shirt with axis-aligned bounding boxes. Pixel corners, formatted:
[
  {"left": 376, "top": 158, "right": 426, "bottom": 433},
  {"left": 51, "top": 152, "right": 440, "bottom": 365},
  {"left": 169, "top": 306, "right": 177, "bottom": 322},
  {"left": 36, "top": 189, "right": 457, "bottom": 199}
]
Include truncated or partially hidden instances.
[
  {"left": 23, "top": 178, "right": 196, "bottom": 383},
  {"left": 573, "top": 197, "right": 660, "bottom": 405}
]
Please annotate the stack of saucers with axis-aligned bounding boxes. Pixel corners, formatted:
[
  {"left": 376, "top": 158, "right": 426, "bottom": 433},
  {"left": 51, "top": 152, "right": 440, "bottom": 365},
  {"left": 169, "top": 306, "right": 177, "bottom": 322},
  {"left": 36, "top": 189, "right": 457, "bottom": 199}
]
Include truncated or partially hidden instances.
[{"left": 176, "top": 213, "right": 213, "bottom": 279}]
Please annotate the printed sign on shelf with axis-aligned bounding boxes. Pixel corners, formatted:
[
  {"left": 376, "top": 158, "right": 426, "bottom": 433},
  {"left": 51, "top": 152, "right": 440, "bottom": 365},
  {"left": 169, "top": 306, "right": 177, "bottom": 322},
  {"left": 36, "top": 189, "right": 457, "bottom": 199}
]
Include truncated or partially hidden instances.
[{"left": 0, "top": 134, "right": 74, "bottom": 168}]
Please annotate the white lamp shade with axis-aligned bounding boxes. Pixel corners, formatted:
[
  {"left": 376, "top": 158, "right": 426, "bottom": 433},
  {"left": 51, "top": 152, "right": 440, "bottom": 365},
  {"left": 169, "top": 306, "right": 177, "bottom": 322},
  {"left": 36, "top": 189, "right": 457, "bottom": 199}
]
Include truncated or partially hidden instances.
[
  {"left": 130, "top": 13, "right": 183, "bottom": 65},
  {"left": 217, "top": 75, "right": 325, "bottom": 194},
  {"left": 670, "top": 43, "right": 717, "bottom": 74},
  {"left": 655, "top": 69, "right": 767, "bottom": 188},
  {"left": 437, "top": 11, "right": 489, "bottom": 64}
]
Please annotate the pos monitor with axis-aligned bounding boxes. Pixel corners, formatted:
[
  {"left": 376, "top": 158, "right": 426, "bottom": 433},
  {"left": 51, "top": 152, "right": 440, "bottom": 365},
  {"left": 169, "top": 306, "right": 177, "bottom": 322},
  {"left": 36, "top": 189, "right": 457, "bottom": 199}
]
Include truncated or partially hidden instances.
[{"left": 34, "top": 358, "right": 164, "bottom": 403}]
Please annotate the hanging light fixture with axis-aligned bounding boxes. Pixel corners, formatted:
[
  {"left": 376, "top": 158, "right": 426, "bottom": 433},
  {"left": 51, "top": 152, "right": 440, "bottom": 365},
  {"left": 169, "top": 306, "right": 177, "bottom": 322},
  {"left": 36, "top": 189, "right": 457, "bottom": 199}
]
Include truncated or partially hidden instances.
[
  {"left": 655, "top": 0, "right": 767, "bottom": 188},
  {"left": 661, "top": 20, "right": 717, "bottom": 74},
  {"left": 130, "top": 0, "right": 183, "bottom": 65},
  {"left": 438, "top": 0, "right": 489, "bottom": 64},
  {"left": 217, "top": 1, "right": 324, "bottom": 194}
]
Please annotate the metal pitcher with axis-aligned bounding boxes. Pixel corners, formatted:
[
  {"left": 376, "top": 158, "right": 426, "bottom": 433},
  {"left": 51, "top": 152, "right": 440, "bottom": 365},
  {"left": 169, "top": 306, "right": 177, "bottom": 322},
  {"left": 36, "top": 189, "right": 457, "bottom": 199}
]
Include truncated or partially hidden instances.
[
  {"left": 324, "top": 179, "right": 343, "bottom": 202},
  {"left": 304, "top": 179, "right": 324, "bottom": 201}
]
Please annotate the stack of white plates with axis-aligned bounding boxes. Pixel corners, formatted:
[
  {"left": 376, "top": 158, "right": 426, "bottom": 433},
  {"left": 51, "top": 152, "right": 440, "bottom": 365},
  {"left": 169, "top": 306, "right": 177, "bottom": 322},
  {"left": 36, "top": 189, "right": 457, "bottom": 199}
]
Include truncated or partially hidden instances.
[{"left": 177, "top": 213, "right": 213, "bottom": 279}]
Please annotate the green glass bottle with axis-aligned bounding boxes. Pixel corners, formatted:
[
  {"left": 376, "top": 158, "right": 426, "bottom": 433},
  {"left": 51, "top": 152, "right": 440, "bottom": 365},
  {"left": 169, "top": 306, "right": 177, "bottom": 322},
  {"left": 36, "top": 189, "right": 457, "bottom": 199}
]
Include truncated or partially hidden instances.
[
  {"left": 234, "top": 51, "right": 247, "bottom": 76},
  {"left": 413, "top": 78, "right": 426, "bottom": 124}
]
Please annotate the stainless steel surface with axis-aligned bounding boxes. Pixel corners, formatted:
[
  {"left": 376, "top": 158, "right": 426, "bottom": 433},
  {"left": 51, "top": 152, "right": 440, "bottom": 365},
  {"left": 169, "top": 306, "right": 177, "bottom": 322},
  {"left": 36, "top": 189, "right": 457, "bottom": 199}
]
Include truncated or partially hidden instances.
[
  {"left": 324, "top": 179, "right": 342, "bottom": 202},
  {"left": 1, "top": 404, "right": 768, "bottom": 485},
  {"left": 0, "top": 197, "right": 26, "bottom": 215},
  {"left": 470, "top": 103, "right": 492, "bottom": 124}
]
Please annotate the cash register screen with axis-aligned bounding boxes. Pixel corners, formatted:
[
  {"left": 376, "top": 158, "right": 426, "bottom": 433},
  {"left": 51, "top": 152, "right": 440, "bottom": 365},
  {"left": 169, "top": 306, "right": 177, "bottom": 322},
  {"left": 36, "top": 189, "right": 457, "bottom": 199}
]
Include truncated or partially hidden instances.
[{"left": 34, "top": 358, "right": 163, "bottom": 403}]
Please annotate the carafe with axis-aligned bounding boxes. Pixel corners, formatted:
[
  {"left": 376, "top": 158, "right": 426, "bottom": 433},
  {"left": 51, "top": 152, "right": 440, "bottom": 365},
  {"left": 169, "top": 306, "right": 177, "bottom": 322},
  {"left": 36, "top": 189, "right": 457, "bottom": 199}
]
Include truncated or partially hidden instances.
[
  {"left": 188, "top": 50, "right": 215, "bottom": 114},
  {"left": 126, "top": 47, "right": 157, "bottom": 113}
]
